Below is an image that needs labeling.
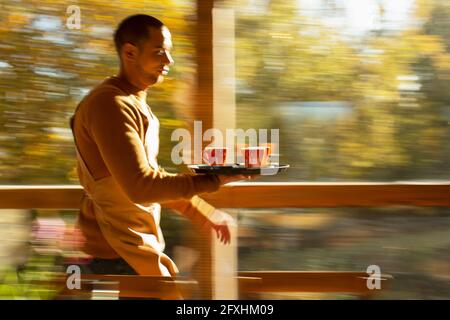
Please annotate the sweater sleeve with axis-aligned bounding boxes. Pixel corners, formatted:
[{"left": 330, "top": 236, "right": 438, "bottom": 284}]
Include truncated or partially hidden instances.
[
  {"left": 163, "top": 196, "right": 216, "bottom": 227},
  {"left": 85, "top": 88, "right": 220, "bottom": 204},
  {"left": 157, "top": 166, "right": 216, "bottom": 225}
]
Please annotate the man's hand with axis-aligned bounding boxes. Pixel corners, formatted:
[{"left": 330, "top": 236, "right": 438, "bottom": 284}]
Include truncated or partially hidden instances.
[{"left": 202, "top": 209, "right": 236, "bottom": 245}]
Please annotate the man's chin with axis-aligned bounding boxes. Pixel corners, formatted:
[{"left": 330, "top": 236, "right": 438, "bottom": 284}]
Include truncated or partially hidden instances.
[
  {"left": 141, "top": 74, "right": 163, "bottom": 87},
  {"left": 154, "top": 75, "right": 165, "bottom": 85}
]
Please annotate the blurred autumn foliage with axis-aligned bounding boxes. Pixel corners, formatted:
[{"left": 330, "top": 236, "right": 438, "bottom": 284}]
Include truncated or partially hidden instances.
[
  {"left": 232, "top": 0, "right": 450, "bottom": 181},
  {"left": 0, "top": 0, "right": 196, "bottom": 183}
]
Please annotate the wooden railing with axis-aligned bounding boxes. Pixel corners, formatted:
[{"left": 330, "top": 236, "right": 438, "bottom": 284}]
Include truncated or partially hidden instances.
[
  {"left": 1, "top": 182, "right": 450, "bottom": 209},
  {"left": 238, "top": 271, "right": 394, "bottom": 298},
  {"left": 53, "top": 271, "right": 393, "bottom": 300},
  {"left": 1, "top": 182, "right": 449, "bottom": 299}
]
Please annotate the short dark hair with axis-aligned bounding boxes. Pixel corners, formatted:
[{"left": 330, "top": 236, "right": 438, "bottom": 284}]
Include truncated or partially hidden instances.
[{"left": 114, "top": 14, "right": 164, "bottom": 54}]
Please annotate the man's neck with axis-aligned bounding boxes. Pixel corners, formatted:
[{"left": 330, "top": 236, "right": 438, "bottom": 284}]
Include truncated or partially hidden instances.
[{"left": 116, "top": 71, "right": 148, "bottom": 101}]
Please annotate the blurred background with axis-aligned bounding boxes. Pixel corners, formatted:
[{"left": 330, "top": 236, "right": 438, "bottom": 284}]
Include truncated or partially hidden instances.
[{"left": 0, "top": 0, "right": 449, "bottom": 299}]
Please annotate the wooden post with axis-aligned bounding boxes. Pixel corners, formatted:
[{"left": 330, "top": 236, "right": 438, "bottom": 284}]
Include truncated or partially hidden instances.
[
  {"left": 213, "top": 7, "right": 236, "bottom": 161},
  {"left": 212, "top": 6, "right": 238, "bottom": 300},
  {"left": 193, "top": 0, "right": 215, "bottom": 300},
  {"left": 193, "top": 0, "right": 238, "bottom": 300},
  {"left": 195, "top": 0, "right": 214, "bottom": 133},
  {"left": 211, "top": 210, "right": 238, "bottom": 299}
]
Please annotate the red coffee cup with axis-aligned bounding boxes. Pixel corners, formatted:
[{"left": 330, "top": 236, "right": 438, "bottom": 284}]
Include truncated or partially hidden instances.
[
  {"left": 241, "top": 146, "right": 270, "bottom": 168},
  {"left": 203, "top": 147, "right": 228, "bottom": 166}
]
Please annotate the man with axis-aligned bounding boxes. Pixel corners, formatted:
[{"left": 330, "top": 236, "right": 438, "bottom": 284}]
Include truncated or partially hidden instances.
[{"left": 70, "top": 14, "right": 244, "bottom": 277}]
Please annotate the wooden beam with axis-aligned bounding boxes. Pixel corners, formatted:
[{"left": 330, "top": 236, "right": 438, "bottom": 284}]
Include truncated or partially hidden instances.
[
  {"left": 0, "top": 185, "right": 83, "bottom": 209},
  {"left": 194, "top": 0, "right": 215, "bottom": 299},
  {"left": 195, "top": 0, "right": 214, "bottom": 132},
  {"left": 1, "top": 183, "right": 449, "bottom": 209},
  {"left": 53, "top": 272, "right": 392, "bottom": 298},
  {"left": 203, "top": 182, "right": 450, "bottom": 208},
  {"left": 212, "top": 7, "right": 236, "bottom": 137},
  {"left": 54, "top": 275, "right": 197, "bottom": 300},
  {"left": 238, "top": 271, "right": 393, "bottom": 295}
]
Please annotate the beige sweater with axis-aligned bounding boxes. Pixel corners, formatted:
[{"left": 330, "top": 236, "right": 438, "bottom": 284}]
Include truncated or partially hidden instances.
[{"left": 72, "top": 76, "right": 220, "bottom": 258}]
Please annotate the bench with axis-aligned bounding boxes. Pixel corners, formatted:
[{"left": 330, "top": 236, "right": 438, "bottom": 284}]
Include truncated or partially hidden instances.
[
  {"left": 50, "top": 271, "right": 392, "bottom": 299},
  {"left": 238, "top": 271, "right": 393, "bottom": 299}
]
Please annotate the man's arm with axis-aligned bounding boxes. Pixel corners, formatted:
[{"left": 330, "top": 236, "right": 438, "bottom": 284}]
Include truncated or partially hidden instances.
[
  {"left": 85, "top": 88, "right": 220, "bottom": 204},
  {"left": 163, "top": 196, "right": 215, "bottom": 227},
  {"left": 163, "top": 196, "right": 235, "bottom": 245}
]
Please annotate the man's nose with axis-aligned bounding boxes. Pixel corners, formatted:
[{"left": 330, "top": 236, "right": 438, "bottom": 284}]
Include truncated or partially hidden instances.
[{"left": 164, "top": 51, "right": 174, "bottom": 66}]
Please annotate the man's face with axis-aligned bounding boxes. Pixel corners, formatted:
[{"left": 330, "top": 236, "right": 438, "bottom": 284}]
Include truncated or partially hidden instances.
[{"left": 126, "top": 26, "right": 174, "bottom": 87}]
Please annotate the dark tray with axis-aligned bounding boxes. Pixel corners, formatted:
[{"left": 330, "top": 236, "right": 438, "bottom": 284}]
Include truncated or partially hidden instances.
[{"left": 188, "top": 164, "right": 289, "bottom": 176}]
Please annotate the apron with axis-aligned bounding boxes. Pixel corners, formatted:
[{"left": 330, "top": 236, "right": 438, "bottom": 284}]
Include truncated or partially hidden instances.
[{"left": 70, "top": 103, "right": 179, "bottom": 277}]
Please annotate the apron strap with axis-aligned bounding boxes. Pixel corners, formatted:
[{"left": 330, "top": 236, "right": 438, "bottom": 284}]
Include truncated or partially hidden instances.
[{"left": 70, "top": 116, "right": 96, "bottom": 183}]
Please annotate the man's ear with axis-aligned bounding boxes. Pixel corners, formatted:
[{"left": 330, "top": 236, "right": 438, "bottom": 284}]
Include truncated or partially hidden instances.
[{"left": 121, "top": 43, "right": 138, "bottom": 62}]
